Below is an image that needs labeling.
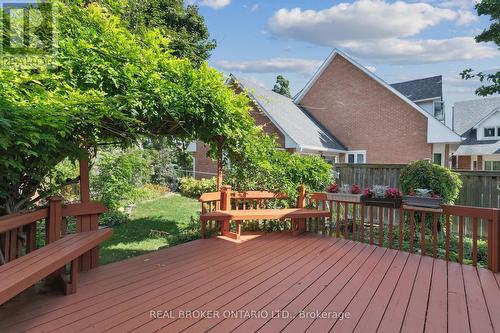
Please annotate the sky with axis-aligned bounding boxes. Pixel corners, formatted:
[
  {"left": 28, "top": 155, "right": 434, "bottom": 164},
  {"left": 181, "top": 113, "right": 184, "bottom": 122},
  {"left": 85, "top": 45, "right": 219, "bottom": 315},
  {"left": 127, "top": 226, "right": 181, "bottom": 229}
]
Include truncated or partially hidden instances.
[{"left": 191, "top": 0, "right": 499, "bottom": 109}]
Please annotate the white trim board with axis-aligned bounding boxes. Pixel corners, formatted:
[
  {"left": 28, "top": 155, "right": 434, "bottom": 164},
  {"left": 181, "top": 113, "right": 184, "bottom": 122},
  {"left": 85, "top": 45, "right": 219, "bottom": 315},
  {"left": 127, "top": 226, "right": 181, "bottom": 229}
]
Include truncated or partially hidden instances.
[{"left": 294, "top": 49, "right": 461, "bottom": 144}]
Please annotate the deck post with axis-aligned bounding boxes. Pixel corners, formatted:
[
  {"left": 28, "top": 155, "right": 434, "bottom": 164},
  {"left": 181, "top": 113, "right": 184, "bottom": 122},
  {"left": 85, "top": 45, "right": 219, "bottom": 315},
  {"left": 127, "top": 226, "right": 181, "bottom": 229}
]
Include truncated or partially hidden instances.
[
  {"left": 220, "top": 186, "right": 232, "bottom": 235},
  {"left": 47, "top": 196, "right": 63, "bottom": 244},
  {"left": 293, "top": 185, "right": 306, "bottom": 236},
  {"left": 488, "top": 209, "right": 500, "bottom": 272}
]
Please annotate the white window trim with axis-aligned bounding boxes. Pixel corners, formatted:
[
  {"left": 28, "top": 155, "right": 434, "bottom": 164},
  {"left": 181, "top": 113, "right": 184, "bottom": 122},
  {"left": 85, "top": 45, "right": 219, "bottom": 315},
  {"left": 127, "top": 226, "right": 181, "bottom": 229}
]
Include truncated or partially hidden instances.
[
  {"left": 345, "top": 150, "right": 367, "bottom": 164},
  {"left": 483, "top": 127, "right": 497, "bottom": 138}
]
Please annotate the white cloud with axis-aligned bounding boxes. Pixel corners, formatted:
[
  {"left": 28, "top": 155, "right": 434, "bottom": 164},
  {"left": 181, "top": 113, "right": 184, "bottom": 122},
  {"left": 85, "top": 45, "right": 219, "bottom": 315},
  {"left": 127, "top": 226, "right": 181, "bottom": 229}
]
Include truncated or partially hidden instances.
[
  {"left": 192, "top": 0, "right": 231, "bottom": 9},
  {"left": 456, "top": 10, "right": 478, "bottom": 25},
  {"left": 269, "top": 0, "right": 457, "bottom": 43},
  {"left": 340, "top": 37, "right": 497, "bottom": 64},
  {"left": 267, "top": 1, "right": 494, "bottom": 64},
  {"left": 215, "top": 58, "right": 323, "bottom": 75}
]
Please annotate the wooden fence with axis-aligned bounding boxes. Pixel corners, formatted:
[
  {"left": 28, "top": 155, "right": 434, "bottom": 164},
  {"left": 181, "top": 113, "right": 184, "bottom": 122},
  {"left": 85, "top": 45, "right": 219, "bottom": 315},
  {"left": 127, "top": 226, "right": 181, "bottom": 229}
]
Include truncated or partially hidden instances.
[
  {"left": 335, "top": 164, "right": 500, "bottom": 208},
  {"left": 334, "top": 164, "right": 500, "bottom": 238}
]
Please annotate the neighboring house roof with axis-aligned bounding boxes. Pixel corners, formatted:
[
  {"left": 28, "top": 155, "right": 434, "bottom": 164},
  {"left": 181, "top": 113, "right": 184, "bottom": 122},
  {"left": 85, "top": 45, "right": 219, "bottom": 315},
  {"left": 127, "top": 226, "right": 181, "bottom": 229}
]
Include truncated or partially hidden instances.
[
  {"left": 230, "top": 75, "right": 347, "bottom": 153},
  {"left": 455, "top": 140, "right": 500, "bottom": 156},
  {"left": 453, "top": 97, "right": 500, "bottom": 135},
  {"left": 294, "top": 49, "right": 461, "bottom": 144},
  {"left": 390, "top": 76, "right": 442, "bottom": 102}
]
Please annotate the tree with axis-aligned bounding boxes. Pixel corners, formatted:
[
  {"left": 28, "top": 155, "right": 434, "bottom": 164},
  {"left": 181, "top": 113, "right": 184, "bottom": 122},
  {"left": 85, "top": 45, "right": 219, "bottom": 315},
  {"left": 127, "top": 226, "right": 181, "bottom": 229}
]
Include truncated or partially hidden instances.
[
  {"left": 101, "top": 0, "right": 216, "bottom": 66},
  {"left": 0, "top": 1, "right": 255, "bottom": 213},
  {"left": 461, "top": 0, "right": 500, "bottom": 96},
  {"left": 272, "top": 75, "right": 292, "bottom": 98}
]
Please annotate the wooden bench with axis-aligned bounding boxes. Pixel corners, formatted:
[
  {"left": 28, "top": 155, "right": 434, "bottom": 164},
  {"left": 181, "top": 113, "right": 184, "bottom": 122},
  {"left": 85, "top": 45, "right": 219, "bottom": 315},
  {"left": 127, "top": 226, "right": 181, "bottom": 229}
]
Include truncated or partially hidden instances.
[
  {"left": 0, "top": 229, "right": 112, "bottom": 305},
  {"left": 199, "top": 185, "right": 330, "bottom": 240}
]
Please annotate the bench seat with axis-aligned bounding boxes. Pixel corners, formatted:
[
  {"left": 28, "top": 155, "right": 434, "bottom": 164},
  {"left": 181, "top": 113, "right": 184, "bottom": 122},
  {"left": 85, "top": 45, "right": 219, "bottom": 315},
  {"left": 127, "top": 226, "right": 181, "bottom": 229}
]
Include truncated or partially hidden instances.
[
  {"left": 0, "top": 229, "right": 112, "bottom": 305},
  {"left": 200, "top": 208, "right": 330, "bottom": 221}
]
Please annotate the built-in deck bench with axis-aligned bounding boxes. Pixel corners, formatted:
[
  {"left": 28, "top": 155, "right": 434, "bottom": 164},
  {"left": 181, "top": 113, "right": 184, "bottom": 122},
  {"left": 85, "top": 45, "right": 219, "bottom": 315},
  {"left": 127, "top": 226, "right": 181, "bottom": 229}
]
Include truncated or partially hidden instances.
[
  {"left": 200, "top": 185, "right": 330, "bottom": 240},
  {"left": 0, "top": 229, "right": 112, "bottom": 305}
]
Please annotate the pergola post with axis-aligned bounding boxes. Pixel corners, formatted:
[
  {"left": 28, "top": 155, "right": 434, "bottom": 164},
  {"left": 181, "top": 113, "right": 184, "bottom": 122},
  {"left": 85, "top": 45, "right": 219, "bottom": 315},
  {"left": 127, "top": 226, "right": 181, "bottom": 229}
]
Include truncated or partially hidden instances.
[{"left": 78, "top": 155, "right": 99, "bottom": 271}]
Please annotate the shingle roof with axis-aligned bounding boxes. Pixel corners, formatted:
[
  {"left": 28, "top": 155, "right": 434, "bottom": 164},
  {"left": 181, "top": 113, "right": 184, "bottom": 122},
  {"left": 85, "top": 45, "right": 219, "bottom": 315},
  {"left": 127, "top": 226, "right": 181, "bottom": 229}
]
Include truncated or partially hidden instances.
[
  {"left": 232, "top": 75, "right": 347, "bottom": 152},
  {"left": 455, "top": 140, "right": 500, "bottom": 155},
  {"left": 390, "top": 76, "right": 443, "bottom": 102},
  {"left": 453, "top": 97, "right": 500, "bottom": 135}
]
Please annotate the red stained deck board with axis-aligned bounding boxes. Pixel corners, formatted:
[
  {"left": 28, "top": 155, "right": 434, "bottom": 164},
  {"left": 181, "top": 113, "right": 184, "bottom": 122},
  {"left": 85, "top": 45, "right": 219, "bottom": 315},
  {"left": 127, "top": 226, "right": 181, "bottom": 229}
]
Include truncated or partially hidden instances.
[{"left": 0, "top": 233, "right": 498, "bottom": 333}]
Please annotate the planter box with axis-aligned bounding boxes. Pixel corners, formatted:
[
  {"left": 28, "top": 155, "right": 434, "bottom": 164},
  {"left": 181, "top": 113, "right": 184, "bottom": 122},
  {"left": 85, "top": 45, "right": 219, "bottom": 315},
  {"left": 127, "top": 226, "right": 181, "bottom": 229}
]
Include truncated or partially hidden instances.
[
  {"left": 361, "top": 196, "right": 403, "bottom": 208},
  {"left": 403, "top": 196, "right": 442, "bottom": 209},
  {"left": 326, "top": 193, "right": 362, "bottom": 203}
]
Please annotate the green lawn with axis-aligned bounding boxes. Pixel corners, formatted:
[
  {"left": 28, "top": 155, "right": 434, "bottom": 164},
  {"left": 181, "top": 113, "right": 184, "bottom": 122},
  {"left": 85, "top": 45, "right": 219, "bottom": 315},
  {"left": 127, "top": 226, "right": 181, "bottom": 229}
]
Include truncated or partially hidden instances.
[{"left": 99, "top": 194, "right": 200, "bottom": 265}]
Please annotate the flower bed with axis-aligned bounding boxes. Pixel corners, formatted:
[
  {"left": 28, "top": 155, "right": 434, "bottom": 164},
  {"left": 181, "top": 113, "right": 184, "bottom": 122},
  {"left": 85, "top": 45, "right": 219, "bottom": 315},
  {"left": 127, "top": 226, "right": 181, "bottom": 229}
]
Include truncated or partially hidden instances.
[{"left": 326, "top": 183, "right": 362, "bottom": 203}]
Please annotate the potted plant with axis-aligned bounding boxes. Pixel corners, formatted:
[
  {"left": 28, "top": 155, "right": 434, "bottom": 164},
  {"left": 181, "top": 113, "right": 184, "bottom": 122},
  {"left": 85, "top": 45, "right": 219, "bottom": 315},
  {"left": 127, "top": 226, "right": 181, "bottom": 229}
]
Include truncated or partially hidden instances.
[
  {"left": 361, "top": 185, "right": 403, "bottom": 208},
  {"left": 326, "top": 183, "right": 363, "bottom": 203},
  {"left": 403, "top": 189, "right": 442, "bottom": 209}
]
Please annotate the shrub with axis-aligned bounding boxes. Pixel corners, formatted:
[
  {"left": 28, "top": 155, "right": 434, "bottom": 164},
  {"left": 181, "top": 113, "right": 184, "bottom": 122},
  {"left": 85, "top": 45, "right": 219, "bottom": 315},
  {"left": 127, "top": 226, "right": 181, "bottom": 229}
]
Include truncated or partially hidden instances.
[
  {"left": 127, "top": 184, "right": 169, "bottom": 205},
  {"left": 179, "top": 177, "right": 217, "bottom": 198},
  {"left": 91, "top": 148, "right": 153, "bottom": 209},
  {"left": 401, "top": 160, "right": 462, "bottom": 204},
  {"left": 225, "top": 134, "right": 333, "bottom": 200},
  {"left": 99, "top": 210, "right": 130, "bottom": 226}
]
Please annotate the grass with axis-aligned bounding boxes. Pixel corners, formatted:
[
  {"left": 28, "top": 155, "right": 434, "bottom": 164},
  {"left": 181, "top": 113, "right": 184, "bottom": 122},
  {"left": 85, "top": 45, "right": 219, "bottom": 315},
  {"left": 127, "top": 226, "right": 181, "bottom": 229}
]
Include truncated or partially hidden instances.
[{"left": 99, "top": 194, "right": 200, "bottom": 265}]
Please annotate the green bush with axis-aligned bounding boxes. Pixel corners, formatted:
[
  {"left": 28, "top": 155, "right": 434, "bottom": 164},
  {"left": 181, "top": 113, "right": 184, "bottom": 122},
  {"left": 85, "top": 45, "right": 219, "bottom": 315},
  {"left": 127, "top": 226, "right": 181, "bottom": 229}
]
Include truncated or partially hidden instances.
[
  {"left": 127, "top": 184, "right": 169, "bottom": 205},
  {"left": 400, "top": 160, "right": 462, "bottom": 204},
  {"left": 99, "top": 210, "right": 130, "bottom": 226},
  {"left": 91, "top": 148, "right": 153, "bottom": 209},
  {"left": 225, "top": 135, "right": 333, "bottom": 200},
  {"left": 179, "top": 177, "right": 217, "bottom": 198}
]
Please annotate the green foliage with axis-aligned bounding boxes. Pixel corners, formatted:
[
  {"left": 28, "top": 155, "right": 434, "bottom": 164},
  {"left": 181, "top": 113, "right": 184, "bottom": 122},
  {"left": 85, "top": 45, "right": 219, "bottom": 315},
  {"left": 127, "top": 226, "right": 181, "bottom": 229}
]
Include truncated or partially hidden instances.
[
  {"left": 179, "top": 177, "right": 217, "bottom": 198},
  {"left": 0, "top": 1, "right": 255, "bottom": 213},
  {"left": 91, "top": 148, "right": 153, "bottom": 209},
  {"left": 143, "top": 138, "right": 193, "bottom": 187},
  {"left": 99, "top": 210, "right": 130, "bottom": 226},
  {"left": 400, "top": 160, "right": 462, "bottom": 204},
  {"left": 226, "top": 134, "right": 333, "bottom": 200},
  {"left": 128, "top": 183, "right": 169, "bottom": 203},
  {"left": 461, "top": 0, "right": 499, "bottom": 96},
  {"left": 102, "top": 0, "right": 216, "bottom": 66},
  {"left": 272, "top": 75, "right": 292, "bottom": 98}
]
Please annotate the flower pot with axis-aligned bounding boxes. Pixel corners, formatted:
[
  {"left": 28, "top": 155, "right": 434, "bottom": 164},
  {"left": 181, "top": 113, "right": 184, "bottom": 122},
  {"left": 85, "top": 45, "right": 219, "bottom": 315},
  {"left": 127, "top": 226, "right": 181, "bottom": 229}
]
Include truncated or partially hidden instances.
[
  {"left": 361, "top": 196, "right": 403, "bottom": 208},
  {"left": 403, "top": 196, "right": 442, "bottom": 209},
  {"left": 326, "top": 193, "right": 362, "bottom": 203}
]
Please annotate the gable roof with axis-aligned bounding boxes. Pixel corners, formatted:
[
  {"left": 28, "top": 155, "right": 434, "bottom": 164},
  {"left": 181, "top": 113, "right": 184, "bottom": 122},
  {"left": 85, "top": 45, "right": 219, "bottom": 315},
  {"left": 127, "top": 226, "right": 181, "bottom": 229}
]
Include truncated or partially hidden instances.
[
  {"left": 453, "top": 97, "right": 500, "bottom": 135},
  {"left": 230, "top": 75, "right": 347, "bottom": 153},
  {"left": 294, "top": 49, "right": 461, "bottom": 144},
  {"left": 390, "top": 76, "right": 442, "bottom": 102}
]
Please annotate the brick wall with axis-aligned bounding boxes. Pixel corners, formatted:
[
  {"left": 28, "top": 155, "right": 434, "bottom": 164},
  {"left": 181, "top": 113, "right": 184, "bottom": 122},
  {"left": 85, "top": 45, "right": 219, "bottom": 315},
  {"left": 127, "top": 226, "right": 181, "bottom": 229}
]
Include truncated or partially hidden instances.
[
  {"left": 299, "top": 54, "right": 432, "bottom": 164},
  {"left": 457, "top": 156, "right": 471, "bottom": 170}
]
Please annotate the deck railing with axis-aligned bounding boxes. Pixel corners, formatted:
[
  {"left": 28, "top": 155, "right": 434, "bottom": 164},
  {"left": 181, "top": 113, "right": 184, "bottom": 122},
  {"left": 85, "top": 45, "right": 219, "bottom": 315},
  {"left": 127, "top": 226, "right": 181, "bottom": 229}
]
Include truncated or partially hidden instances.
[
  {"left": 0, "top": 197, "right": 107, "bottom": 270},
  {"left": 200, "top": 189, "right": 500, "bottom": 273}
]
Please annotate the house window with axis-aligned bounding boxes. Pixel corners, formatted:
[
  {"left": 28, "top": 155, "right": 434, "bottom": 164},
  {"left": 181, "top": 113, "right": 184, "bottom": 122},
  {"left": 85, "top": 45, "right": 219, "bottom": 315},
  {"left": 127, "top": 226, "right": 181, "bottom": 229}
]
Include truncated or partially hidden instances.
[
  {"left": 346, "top": 151, "right": 366, "bottom": 164},
  {"left": 498, "top": 127, "right": 500, "bottom": 136},
  {"left": 485, "top": 161, "right": 500, "bottom": 171},
  {"left": 433, "top": 153, "right": 442, "bottom": 165},
  {"left": 433, "top": 101, "right": 444, "bottom": 121},
  {"left": 473, "top": 160, "right": 477, "bottom": 170},
  {"left": 484, "top": 128, "right": 495, "bottom": 137}
]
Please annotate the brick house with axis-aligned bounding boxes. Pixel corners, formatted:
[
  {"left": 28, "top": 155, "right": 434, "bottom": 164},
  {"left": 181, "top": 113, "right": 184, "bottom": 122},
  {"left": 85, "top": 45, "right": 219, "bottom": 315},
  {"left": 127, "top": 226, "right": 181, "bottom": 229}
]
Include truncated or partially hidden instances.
[{"left": 192, "top": 49, "right": 461, "bottom": 178}]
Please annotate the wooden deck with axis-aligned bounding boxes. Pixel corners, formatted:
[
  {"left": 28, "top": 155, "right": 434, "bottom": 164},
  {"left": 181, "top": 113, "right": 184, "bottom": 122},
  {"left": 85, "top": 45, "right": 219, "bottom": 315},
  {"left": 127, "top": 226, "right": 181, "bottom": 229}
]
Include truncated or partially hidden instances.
[{"left": 0, "top": 233, "right": 499, "bottom": 333}]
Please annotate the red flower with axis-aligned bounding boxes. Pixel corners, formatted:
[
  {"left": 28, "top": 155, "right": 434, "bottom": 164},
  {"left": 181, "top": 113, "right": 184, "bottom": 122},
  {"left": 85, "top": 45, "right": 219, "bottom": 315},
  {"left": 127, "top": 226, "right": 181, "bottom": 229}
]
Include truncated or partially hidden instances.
[
  {"left": 363, "top": 188, "right": 374, "bottom": 198},
  {"left": 327, "top": 183, "right": 339, "bottom": 193},
  {"left": 386, "top": 187, "right": 402, "bottom": 199},
  {"left": 351, "top": 184, "right": 362, "bottom": 194}
]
